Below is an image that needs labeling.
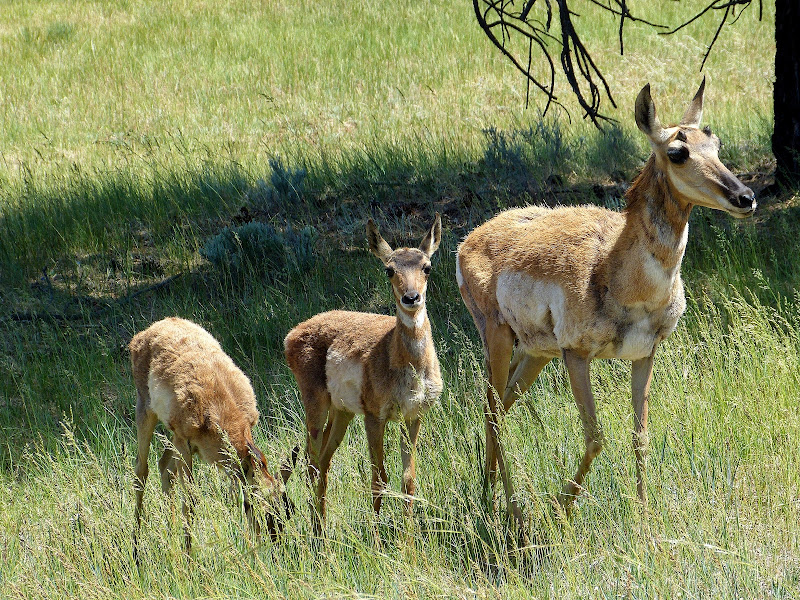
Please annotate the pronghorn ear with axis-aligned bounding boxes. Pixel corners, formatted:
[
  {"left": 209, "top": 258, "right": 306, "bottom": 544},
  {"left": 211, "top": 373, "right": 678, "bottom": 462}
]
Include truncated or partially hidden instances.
[
  {"left": 418, "top": 213, "right": 442, "bottom": 258},
  {"left": 367, "top": 219, "right": 393, "bottom": 263},
  {"left": 635, "top": 83, "right": 664, "bottom": 141},
  {"left": 680, "top": 76, "right": 705, "bottom": 128},
  {"left": 247, "top": 441, "right": 265, "bottom": 464}
]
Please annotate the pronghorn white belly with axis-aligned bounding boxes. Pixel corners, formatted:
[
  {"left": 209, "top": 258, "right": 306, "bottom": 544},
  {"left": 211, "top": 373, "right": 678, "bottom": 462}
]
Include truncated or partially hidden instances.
[
  {"left": 147, "top": 371, "right": 176, "bottom": 423},
  {"left": 325, "top": 349, "right": 365, "bottom": 415},
  {"left": 496, "top": 271, "right": 676, "bottom": 360},
  {"left": 496, "top": 272, "right": 566, "bottom": 356}
]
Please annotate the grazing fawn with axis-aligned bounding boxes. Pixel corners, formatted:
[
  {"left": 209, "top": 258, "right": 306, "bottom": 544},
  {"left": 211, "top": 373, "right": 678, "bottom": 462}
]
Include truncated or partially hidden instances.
[
  {"left": 131, "top": 317, "right": 296, "bottom": 556},
  {"left": 285, "top": 214, "right": 442, "bottom": 532},
  {"left": 456, "top": 79, "right": 755, "bottom": 528}
]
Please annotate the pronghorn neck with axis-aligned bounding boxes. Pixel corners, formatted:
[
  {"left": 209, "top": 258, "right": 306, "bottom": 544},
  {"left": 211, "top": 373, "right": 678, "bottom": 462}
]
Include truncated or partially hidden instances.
[
  {"left": 392, "top": 303, "right": 432, "bottom": 363},
  {"left": 624, "top": 155, "right": 692, "bottom": 269}
]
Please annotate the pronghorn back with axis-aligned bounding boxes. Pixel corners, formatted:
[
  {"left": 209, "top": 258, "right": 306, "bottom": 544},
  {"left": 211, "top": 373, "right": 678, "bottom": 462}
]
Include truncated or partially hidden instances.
[{"left": 130, "top": 317, "right": 259, "bottom": 453}]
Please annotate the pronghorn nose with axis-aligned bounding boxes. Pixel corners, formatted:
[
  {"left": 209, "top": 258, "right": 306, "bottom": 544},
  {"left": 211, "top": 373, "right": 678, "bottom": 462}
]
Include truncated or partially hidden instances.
[
  {"left": 402, "top": 292, "right": 420, "bottom": 306},
  {"left": 731, "top": 187, "right": 755, "bottom": 210}
]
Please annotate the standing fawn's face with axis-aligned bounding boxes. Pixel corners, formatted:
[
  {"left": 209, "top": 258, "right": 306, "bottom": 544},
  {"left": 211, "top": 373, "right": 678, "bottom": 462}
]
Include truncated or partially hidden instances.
[
  {"left": 367, "top": 214, "right": 442, "bottom": 315},
  {"left": 636, "top": 79, "right": 756, "bottom": 218},
  {"left": 384, "top": 250, "right": 433, "bottom": 312}
]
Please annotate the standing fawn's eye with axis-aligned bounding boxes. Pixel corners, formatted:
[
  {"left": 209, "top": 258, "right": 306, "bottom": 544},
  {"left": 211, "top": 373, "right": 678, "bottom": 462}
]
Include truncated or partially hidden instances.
[
  {"left": 422, "top": 265, "right": 431, "bottom": 275},
  {"left": 385, "top": 267, "right": 395, "bottom": 278}
]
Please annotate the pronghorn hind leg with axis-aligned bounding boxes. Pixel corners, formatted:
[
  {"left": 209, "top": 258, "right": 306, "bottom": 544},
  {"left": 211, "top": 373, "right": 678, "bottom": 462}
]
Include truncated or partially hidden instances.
[
  {"left": 484, "top": 322, "right": 526, "bottom": 535},
  {"left": 560, "top": 349, "right": 604, "bottom": 514},
  {"left": 172, "top": 439, "right": 195, "bottom": 553},
  {"left": 133, "top": 406, "right": 158, "bottom": 563},
  {"left": 303, "top": 386, "right": 331, "bottom": 534},
  {"left": 631, "top": 351, "right": 655, "bottom": 509},
  {"left": 364, "top": 414, "right": 388, "bottom": 514},
  {"left": 316, "top": 406, "right": 354, "bottom": 525}
]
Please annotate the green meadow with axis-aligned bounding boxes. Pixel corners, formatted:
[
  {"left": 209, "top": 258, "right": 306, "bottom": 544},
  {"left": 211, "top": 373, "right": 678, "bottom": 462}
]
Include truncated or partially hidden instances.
[{"left": 1, "top": 0, "right": 798, "bottom": 598}]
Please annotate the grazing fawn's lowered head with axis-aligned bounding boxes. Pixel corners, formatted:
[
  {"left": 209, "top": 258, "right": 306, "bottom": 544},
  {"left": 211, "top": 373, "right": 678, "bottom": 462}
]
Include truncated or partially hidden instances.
[
  {"left": 635, "top": 77, "right": 756, "bottom": 218},
  {"left": 366, "top": 214, "right": 442, "bottom": 322},
  {"left": 242, "top": 441, "right": 298, "bottom": 539}
]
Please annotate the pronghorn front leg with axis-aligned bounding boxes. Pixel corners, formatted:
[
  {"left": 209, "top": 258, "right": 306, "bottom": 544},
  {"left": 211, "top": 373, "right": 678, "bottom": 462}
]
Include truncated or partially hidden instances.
[
  {"left": 364, "top": 414, "right": 388, "bottom": 514},
  {"left": 560, "top": 349, "right": 604, "bottom": 514},
  {"left": 631, "top": 351, "right": 655, "bottom": 508},
  {"left": 400, "top": 417, "right": 422, "bottom": 514}
]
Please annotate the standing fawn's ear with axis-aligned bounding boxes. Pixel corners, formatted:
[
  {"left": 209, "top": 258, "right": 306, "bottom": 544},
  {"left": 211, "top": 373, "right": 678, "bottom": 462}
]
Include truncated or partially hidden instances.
[
  {"left": 367, "top": 219, "right": 394, "bottom": 264},
  {"left": 680, "top": 76, "right": 706, "bottom": 128},
  {"left": 418, "top": 213, "right": 442, "bottom": 258},
  {"left": 635, "top": 83, "right": 666, "bottom": 143}
]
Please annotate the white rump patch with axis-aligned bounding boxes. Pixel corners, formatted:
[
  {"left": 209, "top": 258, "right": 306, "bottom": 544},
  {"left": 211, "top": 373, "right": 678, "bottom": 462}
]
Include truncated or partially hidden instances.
[
  {"left": 148, "top": 371, "right": 176, "bottom": 424},
  {"left": 455, "top": 254, "right": 464, "bottom": 288},
  {"left": 496, "top": 272, "right": 566, "bottom": 350},
  {"left": 326, "top": 350, "right": 365, "bottom": 415}
]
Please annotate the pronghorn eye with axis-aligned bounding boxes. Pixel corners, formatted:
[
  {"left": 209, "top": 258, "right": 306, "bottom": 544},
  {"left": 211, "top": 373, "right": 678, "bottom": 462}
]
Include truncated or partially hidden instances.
[
  {"left": 385, "top": 267, "right": 395, "bottom": 278},
  {"left": 422, "top": 265, "right": 431, "bottom": 275},
  {"left": 667, "top": 145, "right": 689, "bottom": 165}
]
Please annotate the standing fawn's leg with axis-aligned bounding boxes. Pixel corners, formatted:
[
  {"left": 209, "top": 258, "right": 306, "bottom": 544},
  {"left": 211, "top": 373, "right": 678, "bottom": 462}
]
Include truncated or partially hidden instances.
[
  {"left": 158, "top": 446, "right": 180, "bottom": 493},
  {"left": 560, "top": 350, "right": 604, "bottom": 513},
  {"left": 484, "top": 323, "right": 526, "bottom": 534},
  {"left": 631, "top": 352, "right": 655, "bottom": 508},
  {"left": 400, "top": 417, "right": 422, "bottom": 515},
  {"left": 316, "top": 406, "right": 354, "bottom": 525},
  {"left": 364, "top": 414, "right": 388, "bottom": 514},
  {"left": 304, "top": 387, "right": 330, "bottom": 534}
]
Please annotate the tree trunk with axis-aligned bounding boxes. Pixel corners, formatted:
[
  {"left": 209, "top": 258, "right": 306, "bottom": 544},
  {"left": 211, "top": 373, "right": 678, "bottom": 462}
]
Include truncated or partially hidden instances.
[{"left": 772, "top": 0, "right": 800, "bottom": 184}]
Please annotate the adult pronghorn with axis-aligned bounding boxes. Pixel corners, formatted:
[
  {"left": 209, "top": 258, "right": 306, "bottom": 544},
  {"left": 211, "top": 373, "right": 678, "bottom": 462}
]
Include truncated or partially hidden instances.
[
  {"left": 285, "top": 215, "right": 442, "bottom": 533},
  {"left": 456, "top": 79, "right": 755, "bottom": 528}
]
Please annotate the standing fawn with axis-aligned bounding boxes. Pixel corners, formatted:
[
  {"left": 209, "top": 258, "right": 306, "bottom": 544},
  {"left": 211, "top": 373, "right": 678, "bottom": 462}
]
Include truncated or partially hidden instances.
[
  {"left": 284, "top": 214, "right": 442, "bottom": 533},
  {"left": 131, "top": 317, "right": 296, "bottom": 557},
  {"left": 456, "top": 79, "right": 755, "bottom": 530}
]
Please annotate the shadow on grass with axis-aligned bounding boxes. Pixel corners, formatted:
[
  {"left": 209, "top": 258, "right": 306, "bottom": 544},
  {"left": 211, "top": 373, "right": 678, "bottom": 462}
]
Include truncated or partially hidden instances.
[{"left": 0, "top": 121, "right": 796, "bottom": 470}]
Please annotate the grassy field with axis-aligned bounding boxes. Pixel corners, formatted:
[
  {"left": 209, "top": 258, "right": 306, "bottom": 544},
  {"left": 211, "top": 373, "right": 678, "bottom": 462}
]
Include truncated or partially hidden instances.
[{"left": 1, "top": 0, "right": 798, "bottom": 598}]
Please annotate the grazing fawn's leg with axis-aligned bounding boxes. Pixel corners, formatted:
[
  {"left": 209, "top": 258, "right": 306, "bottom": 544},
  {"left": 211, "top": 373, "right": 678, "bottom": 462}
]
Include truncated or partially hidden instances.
[
  {"left": 133, "top": 404, "right": 158, "bottom": 563},
  {"left": 400, "top": 417, "right": 422, "bottom": 514},
  {"left": 158, "top": 446, "right": 180, "bottom": 493},
  {"left": 316, "top": 406, "right": 354, "bottom": 524},
  {"left": 134, "top": 409, "right": 158, "bottom": 529},
  {"left": 502, "top": 354, "right": 551, "bottom": 411},
  {"left": 484, "top": 323, "right": 526, "bottom": 533},
  {"left": 560, "top": 350, "right": 604, "bottom": 513},
  {"left": 364, "top": 414, "right": 388, "bottom": 514},
  {"left": 173, "top": 440, "right": 195, "bottom": 553},
  {"left": 631, "top": 352, "right": 655, "bottom": 508}
]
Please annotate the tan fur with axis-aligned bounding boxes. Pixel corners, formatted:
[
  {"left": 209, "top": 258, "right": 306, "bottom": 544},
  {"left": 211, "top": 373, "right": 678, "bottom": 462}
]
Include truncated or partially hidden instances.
[
  {"left": 131, "top": 317, "right": 294, "bottom": 558},
  {"left": 457, "top": 80, "right": 755, "bottom": 530},
  {"left": 285, "top": 215, "right": 442, "bottom": 532}
]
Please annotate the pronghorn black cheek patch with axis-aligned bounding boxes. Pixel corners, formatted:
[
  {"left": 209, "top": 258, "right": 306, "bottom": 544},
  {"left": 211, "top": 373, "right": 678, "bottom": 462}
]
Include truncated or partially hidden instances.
[{"left": 667, "top": 145, "right": 690, "bottom": 165}]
